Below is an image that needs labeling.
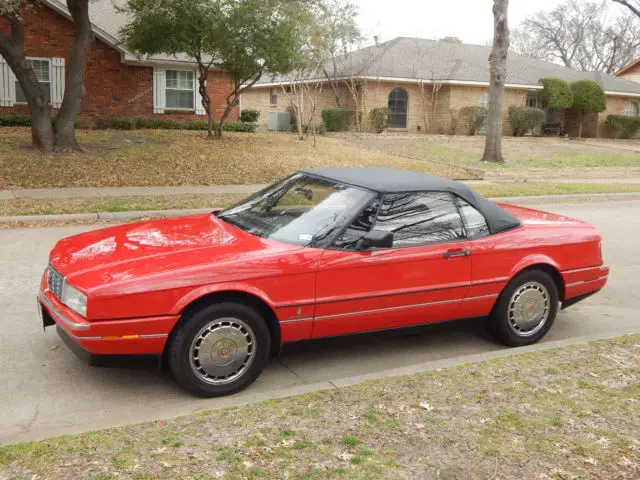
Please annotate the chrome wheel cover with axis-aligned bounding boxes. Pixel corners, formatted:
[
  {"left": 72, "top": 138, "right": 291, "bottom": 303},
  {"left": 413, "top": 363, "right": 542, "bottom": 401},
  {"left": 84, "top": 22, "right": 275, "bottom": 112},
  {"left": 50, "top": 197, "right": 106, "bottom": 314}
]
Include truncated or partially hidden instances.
[
  {"left": 189, "top": 317, "right": 256, "bottom": 385},
  {"left": 508, "top": 281, "right": 550, "bottom": 337}
]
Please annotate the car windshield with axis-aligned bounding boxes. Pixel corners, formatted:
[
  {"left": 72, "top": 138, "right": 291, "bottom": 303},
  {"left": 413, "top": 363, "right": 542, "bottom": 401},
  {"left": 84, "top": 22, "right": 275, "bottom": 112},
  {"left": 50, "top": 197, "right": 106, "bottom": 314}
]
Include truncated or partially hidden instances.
[{"left": 217, "top": 173, "right": 375, "bottom": 247}]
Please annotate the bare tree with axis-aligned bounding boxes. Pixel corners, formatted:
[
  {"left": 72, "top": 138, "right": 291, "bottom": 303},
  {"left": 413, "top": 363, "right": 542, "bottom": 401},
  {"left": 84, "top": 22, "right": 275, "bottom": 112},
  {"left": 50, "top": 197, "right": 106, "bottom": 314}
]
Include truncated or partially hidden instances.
[
  {"left": 513, "top": 0, "right": 640, "bottom": 74},
  {"left": 482, "top": 0, "right": 509, "bottom": 163},
  {"left": 307, "top": 0, "right": 362, "bottom": 107},
  {"left": 0, "top": 0, "right": 92, "bottom": 151},
  {"left": 412, "top": 39, "right": 443, "bottom": 133},
  {"left": 613, "top": 0, "right": 640, "bottom": 17},
  {"left": 341, "top": 45, "right": 384, "bottom": 132}
]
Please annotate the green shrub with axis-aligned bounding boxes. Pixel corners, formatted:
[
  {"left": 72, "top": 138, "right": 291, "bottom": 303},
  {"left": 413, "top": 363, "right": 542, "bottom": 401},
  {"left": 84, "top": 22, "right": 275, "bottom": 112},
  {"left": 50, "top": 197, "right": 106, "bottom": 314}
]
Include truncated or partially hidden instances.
[
  {"left": 92, "top": 116, "right": 256, "bottom": 133},
  {"left": 538, "top": 78, "right": 573, "bottom": 109},
  {"left": 571, "top": 80, "right": 606, "bottom": 113},
  {"left": 321, "top": 108, "right": 356, "bottom": 132},
  {"left": 457, "top": 106, "right": 487, "bottom": 136},
  {"left": 0, "top": 114, "right": 88, "bottom": 129},
  {"left": 0, "top": 114, "right": 32, "bottom": 126},
  {"left": 606, "top": 115, "right": 640, "bottom": 139},
  {"left": 508, "top": 106, "right": 545, "bottom": 136},
  {"left": 369, "top": 107, "right": 389, "bottom": 134},
  {"left": 240, "top": 109, "right": 260, "bottom": 123}
]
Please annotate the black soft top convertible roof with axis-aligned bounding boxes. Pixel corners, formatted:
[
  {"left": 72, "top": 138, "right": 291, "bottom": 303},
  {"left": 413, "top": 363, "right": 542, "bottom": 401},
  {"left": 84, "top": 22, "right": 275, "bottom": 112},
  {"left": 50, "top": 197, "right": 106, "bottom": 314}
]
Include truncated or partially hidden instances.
[{"left": 302, "top": 167, "right": 520, "bottom": 234}]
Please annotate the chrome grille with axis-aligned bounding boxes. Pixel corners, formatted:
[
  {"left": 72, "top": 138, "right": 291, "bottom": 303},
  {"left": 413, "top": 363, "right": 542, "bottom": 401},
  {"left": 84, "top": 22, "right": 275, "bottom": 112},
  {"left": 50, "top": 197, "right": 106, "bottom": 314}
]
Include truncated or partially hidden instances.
[{"left": 47, "top": 265, "right": 65, "bottom": 301}]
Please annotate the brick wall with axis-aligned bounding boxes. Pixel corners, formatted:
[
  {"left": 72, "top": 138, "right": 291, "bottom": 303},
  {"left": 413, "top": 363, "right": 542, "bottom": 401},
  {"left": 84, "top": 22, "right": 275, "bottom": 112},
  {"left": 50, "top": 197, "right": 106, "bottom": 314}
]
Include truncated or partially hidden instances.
[
  {"left": 597, "top": 95, "right": 640, "bottom": 137},
  {"left": 0, "top": 2, "right": 237, "bottom": 122},
  {"left": 241, "top": 84, "right": 353, "bottom": 129}
]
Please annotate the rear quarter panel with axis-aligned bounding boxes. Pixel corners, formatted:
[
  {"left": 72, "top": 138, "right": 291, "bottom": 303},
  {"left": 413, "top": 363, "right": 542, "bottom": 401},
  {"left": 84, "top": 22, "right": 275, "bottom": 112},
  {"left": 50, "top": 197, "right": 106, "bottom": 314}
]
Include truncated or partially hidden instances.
[{"left": 460, "top": 222, "right": 603, "bottom": 318}]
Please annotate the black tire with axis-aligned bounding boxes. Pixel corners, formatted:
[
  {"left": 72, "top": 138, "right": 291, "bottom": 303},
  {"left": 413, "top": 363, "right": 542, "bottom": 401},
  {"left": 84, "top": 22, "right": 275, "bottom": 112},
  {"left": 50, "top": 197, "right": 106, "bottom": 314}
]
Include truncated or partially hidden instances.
[
  {"left": 167, "top": 302, "right": 270, "bottom": 397},
  {"left": 486, "top": 269, "right": 559, "bottom": 347}
]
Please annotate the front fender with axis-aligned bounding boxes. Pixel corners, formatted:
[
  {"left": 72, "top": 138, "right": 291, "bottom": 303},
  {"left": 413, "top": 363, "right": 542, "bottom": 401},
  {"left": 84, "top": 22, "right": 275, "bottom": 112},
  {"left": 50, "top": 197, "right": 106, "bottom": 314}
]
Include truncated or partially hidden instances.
[{"left": 171, "top": 282, "right": 276, "bottom": 315}]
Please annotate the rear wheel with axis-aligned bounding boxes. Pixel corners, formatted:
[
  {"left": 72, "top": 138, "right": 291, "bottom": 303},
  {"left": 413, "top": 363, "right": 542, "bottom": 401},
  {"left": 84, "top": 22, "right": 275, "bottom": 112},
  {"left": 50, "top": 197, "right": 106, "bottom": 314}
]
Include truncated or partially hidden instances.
[
  {"left": 167, "top": 302, "right": 270, "bottom": 397},
  {"left": 486, "top": 269, "right": 559, "bottom": 347}
]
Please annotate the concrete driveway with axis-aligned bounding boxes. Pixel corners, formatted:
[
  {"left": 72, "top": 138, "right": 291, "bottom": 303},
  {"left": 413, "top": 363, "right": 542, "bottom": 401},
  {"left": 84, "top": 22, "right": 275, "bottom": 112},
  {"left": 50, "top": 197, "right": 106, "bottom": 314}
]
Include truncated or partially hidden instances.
[{"left": 1, "top": 200, "right": 639, "bottom": 445}]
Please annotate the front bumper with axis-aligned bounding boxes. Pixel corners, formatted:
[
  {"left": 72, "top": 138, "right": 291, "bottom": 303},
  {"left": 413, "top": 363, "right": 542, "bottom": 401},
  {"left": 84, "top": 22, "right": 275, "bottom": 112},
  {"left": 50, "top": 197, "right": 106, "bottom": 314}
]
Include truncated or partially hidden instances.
[{"left": 38, "top": 289, "right": 179, "bottom": 357}]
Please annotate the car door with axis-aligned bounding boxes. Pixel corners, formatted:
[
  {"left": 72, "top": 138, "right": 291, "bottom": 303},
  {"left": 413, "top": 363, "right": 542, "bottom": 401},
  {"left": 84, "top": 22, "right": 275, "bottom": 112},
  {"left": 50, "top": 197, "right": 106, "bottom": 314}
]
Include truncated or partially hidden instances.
[{"left": 312, "top": 191, "right": 472, "bottom": 338}]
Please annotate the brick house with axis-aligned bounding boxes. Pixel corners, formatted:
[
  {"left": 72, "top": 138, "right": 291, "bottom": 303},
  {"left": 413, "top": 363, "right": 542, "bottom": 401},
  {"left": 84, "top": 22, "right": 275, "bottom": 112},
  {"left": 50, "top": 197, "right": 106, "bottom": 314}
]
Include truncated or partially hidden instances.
[
  {"left": 243, "top": 37, "right": 640, "bottom": 138},
  {"left": 0, "top": 0, "right": 238, "bottom": 122}
]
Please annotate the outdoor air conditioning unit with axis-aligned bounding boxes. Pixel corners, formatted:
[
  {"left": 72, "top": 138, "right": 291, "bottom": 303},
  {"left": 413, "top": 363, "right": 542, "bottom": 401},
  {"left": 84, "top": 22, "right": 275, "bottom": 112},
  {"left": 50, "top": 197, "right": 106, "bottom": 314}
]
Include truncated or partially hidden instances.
[{"left": 268, "top": 111, "right": 291, "bottom": 132}]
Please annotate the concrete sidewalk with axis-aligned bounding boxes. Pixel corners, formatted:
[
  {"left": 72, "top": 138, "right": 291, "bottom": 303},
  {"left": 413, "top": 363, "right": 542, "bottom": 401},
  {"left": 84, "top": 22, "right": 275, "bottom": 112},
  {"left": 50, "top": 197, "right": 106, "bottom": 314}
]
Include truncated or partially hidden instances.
[{"left": 3, "top": 178, "right": 640, "bottom": 201}]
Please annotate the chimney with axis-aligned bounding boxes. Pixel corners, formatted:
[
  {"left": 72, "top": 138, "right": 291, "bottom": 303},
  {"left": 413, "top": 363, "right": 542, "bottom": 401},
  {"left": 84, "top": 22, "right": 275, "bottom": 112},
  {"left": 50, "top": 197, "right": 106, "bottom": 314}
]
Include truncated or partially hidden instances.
[{"left": 374, "top": 35, "right": 379, "bottom": 46}]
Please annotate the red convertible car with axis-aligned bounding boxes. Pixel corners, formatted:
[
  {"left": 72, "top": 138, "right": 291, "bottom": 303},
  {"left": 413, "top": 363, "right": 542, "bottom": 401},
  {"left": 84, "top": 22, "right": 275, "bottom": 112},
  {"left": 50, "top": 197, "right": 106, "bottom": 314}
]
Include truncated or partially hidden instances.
[{"left": 38, "top": 168, "right": 609, "bottom": 397}]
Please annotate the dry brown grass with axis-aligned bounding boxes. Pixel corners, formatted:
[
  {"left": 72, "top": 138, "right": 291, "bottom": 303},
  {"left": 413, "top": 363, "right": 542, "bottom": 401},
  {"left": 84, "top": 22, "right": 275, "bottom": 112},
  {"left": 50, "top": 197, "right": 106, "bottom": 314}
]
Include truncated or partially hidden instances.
[
  {"left": 1, "top": 335, "right": 638, "bottom": 479},
  {"left": 0, "top": 128, "right": 477, "bottom": 189}
]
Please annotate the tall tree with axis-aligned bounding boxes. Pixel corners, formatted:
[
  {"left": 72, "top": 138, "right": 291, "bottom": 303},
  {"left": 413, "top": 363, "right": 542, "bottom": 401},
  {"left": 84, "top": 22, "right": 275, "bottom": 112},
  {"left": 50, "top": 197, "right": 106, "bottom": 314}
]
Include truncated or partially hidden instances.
[
  {"left": 120, "top": 0, "right": 222, "bottom": 138},
  {"left": 512, "top": 0, "right": 640, "bottom": 74},
  {"left": 306, "top": 0, "right": 362, "bottom": 107},
  {"left": 482, "top": 0, "right": 510, "bottom": 163},
  {"left": 613, "top": 0, "right": 640, "bottom": 17},
  {"left": 213, "top": 0, "right": 303, "bottom": 137},
  {"left": 0, "top": 0, "right": 92, "bottom": 151}
]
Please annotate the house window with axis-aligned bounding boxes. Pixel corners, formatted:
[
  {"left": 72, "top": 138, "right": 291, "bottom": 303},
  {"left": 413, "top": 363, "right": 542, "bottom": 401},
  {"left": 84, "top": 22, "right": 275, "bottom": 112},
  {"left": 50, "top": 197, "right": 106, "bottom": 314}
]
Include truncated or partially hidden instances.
[
  {"left": 388, "top": 88, "right": 408, "bottom": 128},
  {"left": 165, "top": 70, "right": 195, "bottom": 110},
  {"left": 270, "top": 88, "right": 278, "bottom": 105},
  {"left": 15, "top": 59, "right": 51, "bottom": 105},
  {"left": 624, "top": 102, "right": 638, "bottom": 117},
  {"left": 479, "top": 91, "right": 489, "bottom": 131}
]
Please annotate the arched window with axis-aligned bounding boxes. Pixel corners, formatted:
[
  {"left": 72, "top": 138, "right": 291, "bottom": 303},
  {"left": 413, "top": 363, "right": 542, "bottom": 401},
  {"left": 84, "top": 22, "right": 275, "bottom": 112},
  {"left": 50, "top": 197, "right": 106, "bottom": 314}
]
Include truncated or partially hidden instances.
[
  {"left": 479, "top": 92, "right": 489, "bottom": 130},
  {"left": 388, "top": 88, "right": 408, "bottom": 128},
  {"left": 625, "top": 102, "right": 638, "bottom": 117}
]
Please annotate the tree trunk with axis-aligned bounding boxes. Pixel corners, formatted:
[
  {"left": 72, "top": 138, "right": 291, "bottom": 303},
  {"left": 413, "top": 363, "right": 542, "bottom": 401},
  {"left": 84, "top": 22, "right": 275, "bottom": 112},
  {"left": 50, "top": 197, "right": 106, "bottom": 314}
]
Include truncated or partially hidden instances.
[
  {"left": 481, "top": 0, "right": 510, "bottom": 163},
  {"left": 217, "top": 99, "right": 238, "bottom": 138},
  {"left": 197, "top": 68, "right": 214, "bottom": 139},
  {"left": 578, "top": 110, "right": 583, "bottom": 139},
  {"left": 0, "top": 17, "right": 55, "bottom": 150},
  {"left": 323, "top": 65, "right": 342, "bottom": 107},
  {"left": 54, "top": 0, "right": 92, "bottom": 152}
]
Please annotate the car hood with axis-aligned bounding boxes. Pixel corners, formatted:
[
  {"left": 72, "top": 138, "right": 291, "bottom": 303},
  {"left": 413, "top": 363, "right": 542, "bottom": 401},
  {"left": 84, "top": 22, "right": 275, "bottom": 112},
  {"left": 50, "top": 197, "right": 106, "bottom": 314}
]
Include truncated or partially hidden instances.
[{"left": 50, "top": 213, "right": 300, "bottom": 290}]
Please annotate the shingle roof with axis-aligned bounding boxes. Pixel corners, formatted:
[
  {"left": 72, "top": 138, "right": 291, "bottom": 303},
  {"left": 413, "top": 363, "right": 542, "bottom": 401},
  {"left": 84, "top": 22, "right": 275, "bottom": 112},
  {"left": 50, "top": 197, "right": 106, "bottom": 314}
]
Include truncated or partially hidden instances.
[
  {"left": 45, "top": 0, "right": 201, "bottom": 64},
  {"left": 261, "top": 37, "right": 640, "bottom": 96}
]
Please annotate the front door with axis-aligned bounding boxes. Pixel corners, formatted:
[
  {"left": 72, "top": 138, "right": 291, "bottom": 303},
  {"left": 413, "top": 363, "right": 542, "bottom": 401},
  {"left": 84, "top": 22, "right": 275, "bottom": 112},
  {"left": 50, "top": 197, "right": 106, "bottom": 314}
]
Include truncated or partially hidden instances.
[{"left": 312, "top": 192, "right": 472, "bottom": 338}]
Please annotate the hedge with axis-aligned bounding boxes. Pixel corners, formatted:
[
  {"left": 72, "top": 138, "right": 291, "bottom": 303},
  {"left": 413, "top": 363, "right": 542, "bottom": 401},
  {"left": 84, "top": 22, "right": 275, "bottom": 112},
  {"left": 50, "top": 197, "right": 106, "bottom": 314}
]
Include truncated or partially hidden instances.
[
  {"left": 538, "top": 78, "right": 573, "bottom": 109},
  {"left": 0, "top": 114, "right": 89, "bottom": 129},
  {"left": 321, "top": 108, "right": 357, "bottom": 132},
  {"left": 606, "top": 115, "right": 640, "bottom": 139},
  {"left": 457, "top": 106, "right": 487, "bottom": 136},
  {"left": 93, "top": 117, "right": 256, "bottom": 132},
  {"left": 240, "top": 109, "right": 260, "bottom": 122},
  {"left": 508, "top": 106, "right": 545, "bottom": 136},
  {"left": 369, "top": 107, "right": 389, "bottom": 134}
]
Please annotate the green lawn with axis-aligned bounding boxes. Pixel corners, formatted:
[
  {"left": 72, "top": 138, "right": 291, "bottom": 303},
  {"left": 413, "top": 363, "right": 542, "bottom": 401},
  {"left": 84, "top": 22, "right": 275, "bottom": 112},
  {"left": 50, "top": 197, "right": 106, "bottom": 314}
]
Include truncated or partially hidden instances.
[
  {"left": 1, "top": 335, "right": 638, "bottom": 479},
  {"left": 1, "top": 183, "right": 639, "bottom": 218},
  {"left": 346, "top": 135, "right": 640, "bottom": 170}
]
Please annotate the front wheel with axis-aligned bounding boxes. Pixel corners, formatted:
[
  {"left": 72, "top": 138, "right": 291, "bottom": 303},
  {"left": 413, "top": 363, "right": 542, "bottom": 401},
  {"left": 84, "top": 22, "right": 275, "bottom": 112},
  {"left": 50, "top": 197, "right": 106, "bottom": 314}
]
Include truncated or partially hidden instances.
[
  {"left": 167, "top": 302, "right": 270, "bottom": 397},
  {"left": 486, "top": 269, "right": 559, "bottom": 347}
]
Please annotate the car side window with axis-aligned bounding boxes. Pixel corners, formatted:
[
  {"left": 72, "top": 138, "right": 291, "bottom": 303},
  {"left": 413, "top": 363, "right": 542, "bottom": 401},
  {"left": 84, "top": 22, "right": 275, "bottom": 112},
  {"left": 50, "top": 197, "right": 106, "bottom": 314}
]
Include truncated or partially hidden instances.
[
  {"left": 332, "top": 197, "right": 380, "bottom": 250},
  {"left": 375, "top": 192, "right": 465, "bottom": 248},
  {"left": 455, "top": 197, "right": 490, "bottom": 239}
]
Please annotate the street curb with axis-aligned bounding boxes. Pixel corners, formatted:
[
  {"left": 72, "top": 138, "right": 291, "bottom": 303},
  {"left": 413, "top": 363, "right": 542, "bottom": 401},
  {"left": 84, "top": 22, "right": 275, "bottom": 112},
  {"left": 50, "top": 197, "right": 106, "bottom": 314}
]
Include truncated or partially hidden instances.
[{"left": 2, "top": 192, "right": 640, "bottom": 224}]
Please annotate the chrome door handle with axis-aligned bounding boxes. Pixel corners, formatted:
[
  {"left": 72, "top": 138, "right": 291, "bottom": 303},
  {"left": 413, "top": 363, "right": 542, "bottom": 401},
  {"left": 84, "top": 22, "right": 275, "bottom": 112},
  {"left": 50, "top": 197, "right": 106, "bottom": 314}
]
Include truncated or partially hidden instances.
[{"left": 444, "top": 249, "right": 471, "bottom": 259}]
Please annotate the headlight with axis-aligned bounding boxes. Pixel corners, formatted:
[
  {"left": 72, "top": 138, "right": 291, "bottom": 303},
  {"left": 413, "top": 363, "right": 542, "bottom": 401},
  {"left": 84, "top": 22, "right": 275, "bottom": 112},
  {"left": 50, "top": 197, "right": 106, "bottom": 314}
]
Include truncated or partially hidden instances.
[{"left": 61, "top": 283, "right": 87, "bottom": 317}]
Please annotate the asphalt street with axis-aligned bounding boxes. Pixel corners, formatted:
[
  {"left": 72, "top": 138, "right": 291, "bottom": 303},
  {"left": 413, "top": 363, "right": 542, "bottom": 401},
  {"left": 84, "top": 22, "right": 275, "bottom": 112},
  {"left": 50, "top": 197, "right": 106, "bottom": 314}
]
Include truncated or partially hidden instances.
[{"left": 1, "top": 200, "right": 639, "bottom": 445}]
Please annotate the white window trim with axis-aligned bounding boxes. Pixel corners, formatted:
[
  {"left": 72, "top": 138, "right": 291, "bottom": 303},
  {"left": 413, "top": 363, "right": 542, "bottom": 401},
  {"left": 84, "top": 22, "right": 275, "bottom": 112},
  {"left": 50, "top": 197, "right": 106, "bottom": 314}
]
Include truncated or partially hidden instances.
[
  {"left": 164, "top": 68, "right": 196, "bottom": 111},
  {"left": 14, "top": 57, "right": 52, "bottom": 105}
]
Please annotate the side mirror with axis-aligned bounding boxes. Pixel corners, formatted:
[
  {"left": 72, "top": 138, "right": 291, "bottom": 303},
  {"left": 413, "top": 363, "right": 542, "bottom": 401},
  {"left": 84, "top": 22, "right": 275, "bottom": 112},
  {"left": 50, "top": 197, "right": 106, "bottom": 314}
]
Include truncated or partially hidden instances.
[{"left": 356, "top": 229, "right": 393, "bottom": 250}]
